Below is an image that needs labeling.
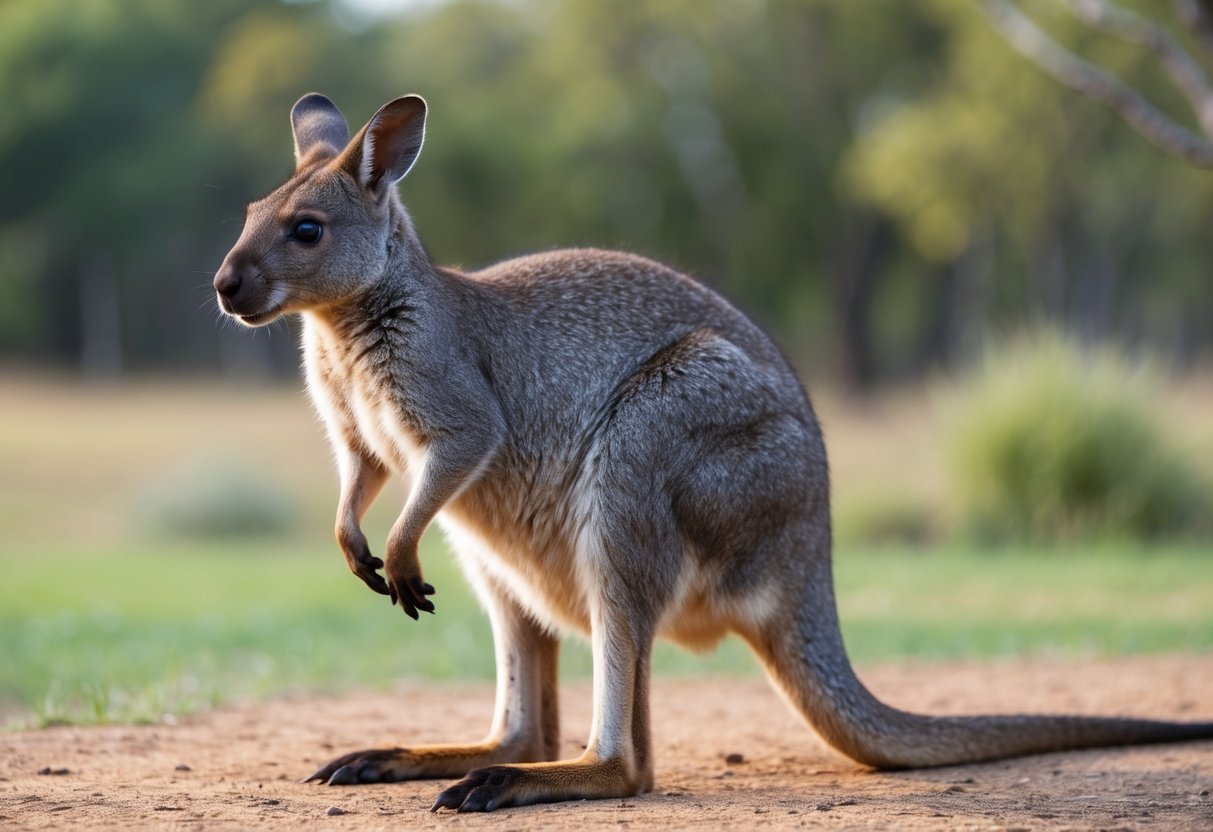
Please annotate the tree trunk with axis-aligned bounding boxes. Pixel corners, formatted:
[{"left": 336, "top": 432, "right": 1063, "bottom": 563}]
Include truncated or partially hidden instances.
[
  {"left": 79, "top": 252, "right": 123, "bottom": 379},
  {"left": 829, "top": 215, "right": 888, "bottom": 393}
]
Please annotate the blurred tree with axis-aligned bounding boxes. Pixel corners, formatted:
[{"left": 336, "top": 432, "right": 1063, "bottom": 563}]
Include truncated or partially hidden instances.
[
  {"left": 980, "top": 0, "right": 1213, "bottom": 166},
  {"left": 370, "top": 0, "right": 942, "bottom": 388},
  {"left": 0, "top": 0, "right": 1210, "bottom": 384},
  {"left": 841, "top": 0, "right": 1213, "bottom": 371},
  {"left": 0, "top": 0, "right": 271, "bottom": 373}
]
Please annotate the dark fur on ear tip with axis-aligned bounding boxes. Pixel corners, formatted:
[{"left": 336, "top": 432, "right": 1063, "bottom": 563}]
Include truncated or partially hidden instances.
[{"left": 291, "top": 93, "right": 350, "bottom": 163}]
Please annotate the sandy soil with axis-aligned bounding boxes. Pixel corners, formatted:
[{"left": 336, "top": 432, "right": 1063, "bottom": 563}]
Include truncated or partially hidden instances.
[{"left": 2, "top": 655, "right": 1211, "bottom": 831}]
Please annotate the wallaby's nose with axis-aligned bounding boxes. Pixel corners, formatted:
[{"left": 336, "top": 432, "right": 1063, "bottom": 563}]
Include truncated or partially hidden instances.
[{"left": 214, "top": 265, "right": 242, "bottom": 300}]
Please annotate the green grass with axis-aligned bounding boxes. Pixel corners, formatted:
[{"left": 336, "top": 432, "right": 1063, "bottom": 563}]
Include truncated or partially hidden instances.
[{"left": 3, "top": 537, "right": 1210, "bottom": 729}]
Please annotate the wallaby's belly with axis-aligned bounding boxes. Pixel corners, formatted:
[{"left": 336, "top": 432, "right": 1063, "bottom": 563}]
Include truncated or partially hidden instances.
[
  {"left": 439, "top": 507, "right": 742, "bottom": 650},
  {"left": 438, "top": 512, "right": 593, "bottom": 636},
  {"left": 438, "top": 454, "right": 599, "bottom": 635},
  {"left": 438, "top": 454, "right": 762, "bottom": 651}
]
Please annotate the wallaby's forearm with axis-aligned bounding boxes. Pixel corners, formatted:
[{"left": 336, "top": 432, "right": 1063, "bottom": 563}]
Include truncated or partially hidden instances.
[
  {"left": 334, "top": 449, "right": 391, "bottom": 595},
  {"left": 383, "top": 418, "right": 504, "bottom": 618}
]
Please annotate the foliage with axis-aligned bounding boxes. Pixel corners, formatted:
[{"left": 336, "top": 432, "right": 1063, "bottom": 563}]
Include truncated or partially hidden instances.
[
  {"left": 0, "top": 0, "right": 1210, "bottom": 386},
  {"left": 943, "top": 332, "right": 1213, "bottom": 543}
]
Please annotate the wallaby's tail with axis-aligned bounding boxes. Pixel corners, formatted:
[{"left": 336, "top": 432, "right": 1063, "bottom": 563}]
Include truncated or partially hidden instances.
[{"left": 744, "top": 571, "right": 1213, "bottom": 769}]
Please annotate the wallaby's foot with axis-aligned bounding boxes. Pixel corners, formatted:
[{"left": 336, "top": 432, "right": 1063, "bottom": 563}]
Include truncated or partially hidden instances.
[
  {"left": 304, "top": 740, "right": 546, "bottom": 785},
  {"left": 305, "top": 747, "right": 418, "bottom": 785},
  {"left": 431, "top": 757, "right": 645, "bottom": 813}
]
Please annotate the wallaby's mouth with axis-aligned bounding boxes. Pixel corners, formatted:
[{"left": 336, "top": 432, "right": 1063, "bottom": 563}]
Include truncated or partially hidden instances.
[{"left": 237, "top": 304, "right": 283, "bottom": 327}]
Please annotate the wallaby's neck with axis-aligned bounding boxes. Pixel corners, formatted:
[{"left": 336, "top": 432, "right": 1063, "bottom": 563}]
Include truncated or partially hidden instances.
[
  {"left": 382, "top": 196, "right": 434, "bottom": 282},
  {"left": 306, "top": 198, "right": 450, "bottom": 341}
]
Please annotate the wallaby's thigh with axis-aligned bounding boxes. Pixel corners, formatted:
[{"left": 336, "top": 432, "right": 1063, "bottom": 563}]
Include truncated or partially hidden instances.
[{"left": 596, "top": 328, "right": 825, "bottom": 572}]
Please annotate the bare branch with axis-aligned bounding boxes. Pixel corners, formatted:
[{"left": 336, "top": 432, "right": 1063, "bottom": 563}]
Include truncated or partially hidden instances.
[
  {"left": 1174, "top": 0, "right": 1213, "bottom": 60},
  {"left": 1061, "top": 0, "right": 1213, "bottom": 136},
  {"left": 979, "top": 0, "right": 1213, "bottom": 166}
]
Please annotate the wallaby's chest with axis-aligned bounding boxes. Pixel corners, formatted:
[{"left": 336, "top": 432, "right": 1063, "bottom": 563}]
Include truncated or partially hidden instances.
[{"left": 303, "top": 324, "right": 428, "bottom": 478}]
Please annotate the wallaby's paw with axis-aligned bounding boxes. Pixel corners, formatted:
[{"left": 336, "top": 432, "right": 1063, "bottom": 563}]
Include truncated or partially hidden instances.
[
  {"left": 430, "top": 765, "right": 529, "bottom": 812},
  {"left": 387, "top": 573, "right": 436, "bottom": 620},
  {"left": 345, "top": 543, "right": 391, "bottom": 597},
  {"left": 351, "top": 553, "right": 388, "bottom": 599},
  {"left": 304, "top": 747, "right": 415, "bottom": 785}
]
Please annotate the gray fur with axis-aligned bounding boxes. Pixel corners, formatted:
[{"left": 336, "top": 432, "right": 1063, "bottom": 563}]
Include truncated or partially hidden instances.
[{"left": 215, "top": 93, "right": 1213, "bottom": 811}]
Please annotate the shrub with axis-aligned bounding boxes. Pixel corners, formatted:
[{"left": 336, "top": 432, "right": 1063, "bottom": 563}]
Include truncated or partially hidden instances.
[
  {"left": 834, "top": 491, "right": 940, "bottom": 547},
  {"left": 942, "top": 332, "right": 1211, "bottom": 543},
  {"left": 132, "top": 456, "right": 299, "bottom": 539}
]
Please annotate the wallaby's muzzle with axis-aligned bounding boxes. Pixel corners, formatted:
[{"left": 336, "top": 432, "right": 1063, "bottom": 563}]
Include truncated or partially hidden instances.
[{"left": 213, "top": 254, "right": 281, "bottom": 326}]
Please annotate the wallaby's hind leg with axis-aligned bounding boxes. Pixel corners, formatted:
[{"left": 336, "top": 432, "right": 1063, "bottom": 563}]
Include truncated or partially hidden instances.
[
  {"left": 431, "top": 572, "right": 660, "bottom": 811},
  {"left": 432, "top": 426, "right": 685, "bottom": 810},
  {"left": 306, "top": 578, "right": 560, "bottom": 784}
]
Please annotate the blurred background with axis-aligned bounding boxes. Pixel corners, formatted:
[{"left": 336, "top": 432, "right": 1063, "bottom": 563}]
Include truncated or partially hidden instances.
[{"left": 1, "top": 0, "right": 1210, "bottom": 728}]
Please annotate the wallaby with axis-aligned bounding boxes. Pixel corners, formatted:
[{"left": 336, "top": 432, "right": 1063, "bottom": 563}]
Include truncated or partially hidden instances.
[{"left": 214, "top": 93, "right": 1213, "bottom": 813}]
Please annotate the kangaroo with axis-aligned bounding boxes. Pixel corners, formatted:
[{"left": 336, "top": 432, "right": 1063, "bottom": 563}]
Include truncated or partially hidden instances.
[{"left": 213, "top": 93, "right": 1213, "bottom": 813}]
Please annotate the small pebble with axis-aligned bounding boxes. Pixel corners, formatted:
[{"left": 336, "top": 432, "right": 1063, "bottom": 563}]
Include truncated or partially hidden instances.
[
  {"left": 174, "top": 764, "right": 192, "bottom": 772},
  {"left": 724, "top": 752, "right": 745, "bottom": 765},
  {"left": 326, "top": 806, "right": 345, "bottom": 816},
  {"left": 36, "top": 767, "right": 70, "bottom": 776}
]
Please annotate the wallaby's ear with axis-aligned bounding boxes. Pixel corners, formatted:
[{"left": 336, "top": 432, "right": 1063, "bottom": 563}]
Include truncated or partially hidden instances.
[
  {"left": 291, "top": 93, "right": 350, "bottom": 165},
  {"left": 340, "top": 95, "right": 427, "bottom": 193}
]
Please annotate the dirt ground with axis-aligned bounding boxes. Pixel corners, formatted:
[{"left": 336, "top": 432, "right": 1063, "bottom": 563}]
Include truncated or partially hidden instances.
[{"left": 2, "top": 655, "right": 1211, "bottom": 831}]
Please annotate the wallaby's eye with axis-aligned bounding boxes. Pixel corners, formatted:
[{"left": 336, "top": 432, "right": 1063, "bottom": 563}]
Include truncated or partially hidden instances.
[{"left": 291, "top": 218, "right": 323, "bottom": 244}]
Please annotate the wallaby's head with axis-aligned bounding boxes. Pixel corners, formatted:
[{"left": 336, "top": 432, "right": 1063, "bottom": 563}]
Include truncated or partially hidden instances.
[{"left": 214, "top": 93, "right": 427, "bottom": 326}]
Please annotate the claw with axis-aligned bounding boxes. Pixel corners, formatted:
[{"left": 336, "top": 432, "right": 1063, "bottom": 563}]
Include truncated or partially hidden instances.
[
  {"left": 325, "top": 764, "right": 360, "bottom": 786},
  {"left": 387, "top": 576, "right": 436, "bottom": 618},
  {"left": 431, "top": 767, "right": 509, "bottom": 812},
  {"left": 430, "top": 786, "right": 468, "bottom": 812},
  {"left": 303, "top": 762, "right": 337, "bottom": 784}
]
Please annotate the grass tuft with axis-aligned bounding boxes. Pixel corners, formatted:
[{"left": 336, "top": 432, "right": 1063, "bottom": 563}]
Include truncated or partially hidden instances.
[
  {"left": 834, "top": 490, "right": 940, "bottom": 547},
  {"left": 130, "top": 455, "right": 300, "bottom": 539},
  {"left": 941, "top": 332, "right": 1213, "bottom": 544}
]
